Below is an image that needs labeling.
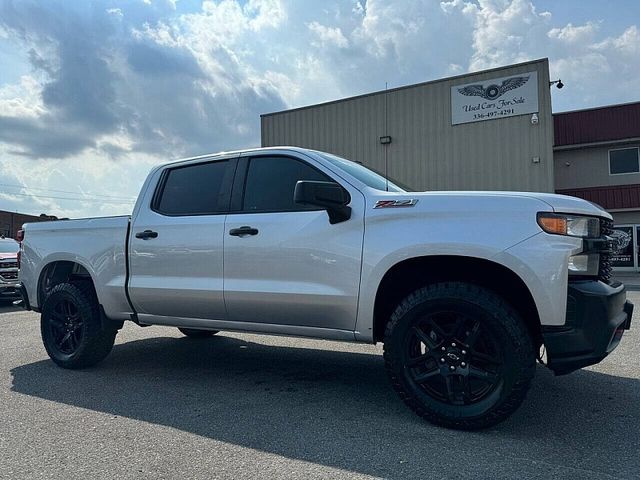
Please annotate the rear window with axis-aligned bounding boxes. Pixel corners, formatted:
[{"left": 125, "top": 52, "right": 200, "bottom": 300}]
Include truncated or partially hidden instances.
[{"left": 155, "top": 160, "right": 230, "bottom": 215}]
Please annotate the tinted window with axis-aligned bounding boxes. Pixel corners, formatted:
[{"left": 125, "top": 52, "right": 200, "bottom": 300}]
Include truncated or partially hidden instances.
[
  {"left": 243, "top": 156, "right": 331, "bottom": 212},
  {"left": 156, "top": 160, "right": 229, "bottom": 215},
  {"left": 610, "top": 148, "right": 639, "bottom": 174},
  {"left": 316, "top": 152, "right": 410, "bottom": 192}
]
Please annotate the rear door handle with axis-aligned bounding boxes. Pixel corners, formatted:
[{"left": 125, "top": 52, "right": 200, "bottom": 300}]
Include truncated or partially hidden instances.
[
  {"left": 229, "top": 226, "right": 259, "bottom": 237},
  {"left": 135, "top": 230, "right": 158, "bottom": 239}
]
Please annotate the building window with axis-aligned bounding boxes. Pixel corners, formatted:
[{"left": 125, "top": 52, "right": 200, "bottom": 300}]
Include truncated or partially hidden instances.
[{"left": 609, "top": 147, "right": 640, "bottom": 175}]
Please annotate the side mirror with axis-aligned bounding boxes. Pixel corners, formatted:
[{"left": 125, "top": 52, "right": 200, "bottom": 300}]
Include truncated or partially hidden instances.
[{"left": 294, "top": 181, "right": 352, "bottom": 224}]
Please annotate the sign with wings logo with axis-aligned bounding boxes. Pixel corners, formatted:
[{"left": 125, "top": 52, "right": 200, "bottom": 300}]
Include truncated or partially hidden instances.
[{"left": 451, "top": 71, "right": 539, "bottom": 125}]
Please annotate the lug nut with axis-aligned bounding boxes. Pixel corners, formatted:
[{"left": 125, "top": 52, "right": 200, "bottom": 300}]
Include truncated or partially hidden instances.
[
  {"left": 461, "top": 350, "right": 467, "bottom": 355},
  {"left": 440, "top": 358, "right": 445, "bottom": 363},
  {"left": 449, "top": 365, "right": 456, "bottom": 371},
  {"left": 441, "top": 347, "right": 446, "bottom": 351},
  {"left": 461, "top": 362, "right": 466, "bottom": 367},
  {"left": 451, "top": 342, "right": 456, "bottom": 348}
]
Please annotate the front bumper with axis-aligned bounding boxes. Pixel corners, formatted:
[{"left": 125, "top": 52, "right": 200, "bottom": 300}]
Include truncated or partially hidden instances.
[
  {"left": 543, "top": 280, "right": 633, "bottom": 375},
  {"left": 0, "top": 282, "right": 22, "bottom": 300}
]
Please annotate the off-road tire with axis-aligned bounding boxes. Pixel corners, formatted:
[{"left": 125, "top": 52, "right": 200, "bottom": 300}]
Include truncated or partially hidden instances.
[
  {"left": 178, "top": 328, "right": 219, "bottom": 338},
  {"left": 383, "top": 282, "right": 535, "bottom": 430},
  {"left": 41, "top": 282, "right": 117, "bottom": 369}
]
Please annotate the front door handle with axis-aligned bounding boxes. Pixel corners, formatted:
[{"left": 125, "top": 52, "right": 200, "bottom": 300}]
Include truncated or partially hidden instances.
[
  {"left": 229, "top": 226, "right": 259, "bottom": 237},
  {"left": 135, "top": 230, "right": 158, "bottom": 239}
]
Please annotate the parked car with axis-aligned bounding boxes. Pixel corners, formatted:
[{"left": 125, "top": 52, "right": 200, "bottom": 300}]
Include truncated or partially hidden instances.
[
  {"left": 0, "top": 238, "right": 21, "bottom": 303},
  {"left": 17, "top": 147, "right": 633, "bottom": 429}
]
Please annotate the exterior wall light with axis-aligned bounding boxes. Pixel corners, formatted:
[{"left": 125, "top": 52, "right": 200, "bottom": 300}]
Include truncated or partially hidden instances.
[{"left": 380, "top": 136, "right": 392, "bottom": 145}]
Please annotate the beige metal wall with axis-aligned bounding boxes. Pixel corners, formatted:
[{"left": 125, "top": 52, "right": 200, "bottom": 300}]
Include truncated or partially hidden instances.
[
  {"left": 555, "top": 142, "right": 640, "bottom": 190},
  {"left": 262, "top": 59, "right": 554, "bottom": 192}
]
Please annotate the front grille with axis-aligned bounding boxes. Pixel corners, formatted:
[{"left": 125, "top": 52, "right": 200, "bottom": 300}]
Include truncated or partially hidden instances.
[
  {"left": 0, "top": 271, "right": 18, "bottom": 281},
  {"left": 0, "top": 262, "right": 18, "bottom": 269},
  {"left": 599, "top": 218, "right": 614, "bottom": 283}
]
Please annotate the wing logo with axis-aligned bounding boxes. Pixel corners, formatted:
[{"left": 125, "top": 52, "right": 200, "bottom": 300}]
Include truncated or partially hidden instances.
[
  {"left": 610, "top": 229, "right": 632, "bottom": 254},
  {"left": 457, "top": 76, "right": 530, "bottom": 101}
]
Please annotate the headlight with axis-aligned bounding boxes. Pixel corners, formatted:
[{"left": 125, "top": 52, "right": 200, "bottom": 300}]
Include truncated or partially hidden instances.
[
  {"left": 567, "top": 253, "right": 600, "bottom": 276},
  {"left": 537, "top": 213, "right": 600, "bottom": 238}
]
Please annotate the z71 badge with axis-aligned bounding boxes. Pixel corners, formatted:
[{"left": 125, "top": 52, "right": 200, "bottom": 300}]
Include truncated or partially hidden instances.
[{"left": 374, "top": 199, "right": 419, "bottom": 208}]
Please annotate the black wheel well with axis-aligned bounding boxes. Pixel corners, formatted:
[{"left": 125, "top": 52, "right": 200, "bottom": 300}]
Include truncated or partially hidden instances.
[
  {"left": 37, "top": 261, "right": 95, "bottom": 307},
  {"left": 372, "top": 256, "right": 542, "bottom": 347}
]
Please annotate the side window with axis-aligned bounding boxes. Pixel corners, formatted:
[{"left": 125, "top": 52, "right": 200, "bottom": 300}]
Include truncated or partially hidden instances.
[
  {"left": 155, "top": 160, "right": 230, "bottom": 215},
  {"left": 242, "top": 156, "right": 332, "bottom": 212}
]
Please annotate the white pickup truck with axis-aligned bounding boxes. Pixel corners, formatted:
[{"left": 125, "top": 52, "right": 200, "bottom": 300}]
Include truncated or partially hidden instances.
[{"left": 18, "top": 147, "right": 633, "bottom": 429}]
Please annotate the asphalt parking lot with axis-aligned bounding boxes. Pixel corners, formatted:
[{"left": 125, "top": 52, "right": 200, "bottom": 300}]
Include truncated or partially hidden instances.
[{"left": 2, "top": 295, "right": 639, "bottom": 480}]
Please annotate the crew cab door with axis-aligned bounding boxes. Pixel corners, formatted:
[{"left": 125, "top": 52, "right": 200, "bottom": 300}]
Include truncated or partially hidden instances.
[
  {"left": 128, "top": 156, "right": 236, "bottom": 322},
  {"left": 223, "top": 153, "right": 365, "bottom": 331}
]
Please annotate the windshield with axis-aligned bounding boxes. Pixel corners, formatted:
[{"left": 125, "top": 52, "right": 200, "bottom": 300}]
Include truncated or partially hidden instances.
[
  {"left": 0, "top": 238, "right": 19, "bottom": 253},
  {"left": 316, "top": 152, "right": 411, "bottom": 192}
]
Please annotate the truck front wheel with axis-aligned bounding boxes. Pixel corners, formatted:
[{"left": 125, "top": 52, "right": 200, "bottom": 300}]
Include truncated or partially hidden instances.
[
  {"left": 383, "top": 282, "right": 535, "bottom": 430},
  {"left": 41, "top": 282, "right": 117, "bottom": 369}
]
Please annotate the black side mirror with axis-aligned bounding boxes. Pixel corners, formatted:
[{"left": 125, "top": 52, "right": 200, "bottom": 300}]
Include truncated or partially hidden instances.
[{"left": 294, "top": 181, "right": 352, "bottom": 224}]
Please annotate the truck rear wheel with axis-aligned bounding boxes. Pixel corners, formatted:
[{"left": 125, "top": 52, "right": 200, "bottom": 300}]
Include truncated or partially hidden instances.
[
  {"left": 383, "top": 282, "right": 535, "bottom": 430},
  {"left": 178, "top": 328, "right": 219, "bottom": 338},
  {"left": 41, "top": 282, "right": 117, "bottom": 369}
]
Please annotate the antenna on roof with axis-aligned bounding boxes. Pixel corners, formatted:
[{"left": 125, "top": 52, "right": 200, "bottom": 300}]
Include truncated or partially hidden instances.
[{"left": 384, "top": 81, "right": 389, "bottom": 192}]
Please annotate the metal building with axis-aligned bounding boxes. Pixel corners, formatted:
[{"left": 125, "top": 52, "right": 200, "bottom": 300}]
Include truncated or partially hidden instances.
[
  {"left": 261, "top": 58, "right": 554, "bottom": 193},
  {"left": 554, "top": 102, "right": 640, "bottom": 271},
  {"left": 260, "top": 58, "right": 640, "bottom": 272}
]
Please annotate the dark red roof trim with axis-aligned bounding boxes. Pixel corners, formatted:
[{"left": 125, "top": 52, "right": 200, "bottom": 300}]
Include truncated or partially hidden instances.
[
  {"left": 556, "top": 184, "right": 640, "bottom": 210},
  {"left": 554, "top": 102, "right": 640, "bottom": 147}
]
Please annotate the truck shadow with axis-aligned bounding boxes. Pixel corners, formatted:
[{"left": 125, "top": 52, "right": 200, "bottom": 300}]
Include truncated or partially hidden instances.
[
  {"left": 0, "top": 301, "right": 23, "bottom": 313},
  {"left": 10, "top": 334, "right": 640, "bottom": 478}
]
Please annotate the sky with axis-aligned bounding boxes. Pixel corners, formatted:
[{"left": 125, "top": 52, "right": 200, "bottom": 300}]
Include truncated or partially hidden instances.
[{"left": 0, "top": 0, "right": 639, "bottom": 218}]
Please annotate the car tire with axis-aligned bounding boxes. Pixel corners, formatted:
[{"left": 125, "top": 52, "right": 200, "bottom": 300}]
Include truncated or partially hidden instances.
[
  {"left": 383, "top": 282, "right": 535, "bottom": 430},
  {"left": 41, "top": 282, "right": 117, "bottom": 369},
  {"left": 178, "top": 328, "right": 219, "bottom": 338}
]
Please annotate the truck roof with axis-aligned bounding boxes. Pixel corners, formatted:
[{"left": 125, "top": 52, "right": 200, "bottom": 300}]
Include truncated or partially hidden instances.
[{"left": 163, "top": 146, "right": 314, "bottom": 168}]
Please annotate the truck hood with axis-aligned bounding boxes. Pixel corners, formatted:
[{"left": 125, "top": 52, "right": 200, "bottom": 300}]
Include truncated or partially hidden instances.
[{"left": 373, "top": 190, "right": 611, "bottom": 219}]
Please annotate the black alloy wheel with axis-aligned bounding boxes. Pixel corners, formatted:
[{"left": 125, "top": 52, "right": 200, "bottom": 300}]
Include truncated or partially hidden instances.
[
  {"left": 384, "top": 282, "right": 535, "bottom": 430},
  {"left": 46, "top": 297, "right": 85, "bottom": 355},
  {"left": 405, "top": 311, "right": 504, "bottom": 408},
  {"left": 41, "top": 282, "right": 117, "bottom": 369}
]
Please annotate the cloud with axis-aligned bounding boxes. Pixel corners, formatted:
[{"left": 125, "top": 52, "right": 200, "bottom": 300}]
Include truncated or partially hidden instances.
[
  {"left": 106, "top": 8, "right": 123, "bottom": 18},
  {"left": 0, "top": 0, "right": 287, "bottom": 160},
  {"left": 440, "top": 0, "right": 639, "bottom": 109},
  {"left": 0, "top": 0, "right": 638, "bottom": 217},
  {"left": 548, "top": 22, "right": 599, "bottom": 44},
  {"left": 308, "top": 21, "right": 348, "bottom": 48}
]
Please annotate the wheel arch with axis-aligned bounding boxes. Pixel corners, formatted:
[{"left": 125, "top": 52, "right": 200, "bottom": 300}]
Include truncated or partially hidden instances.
[
  {"left": 371, "top": 255, "right": 543, "bottom": 348},
  {"left": 37, "top": 259, "right": 97, "bottom": 308}
]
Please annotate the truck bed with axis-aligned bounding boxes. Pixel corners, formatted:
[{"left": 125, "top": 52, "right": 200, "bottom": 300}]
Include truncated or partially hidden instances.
[{"left": 20, "top": 215, "right": 133, "bottom": 319}]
